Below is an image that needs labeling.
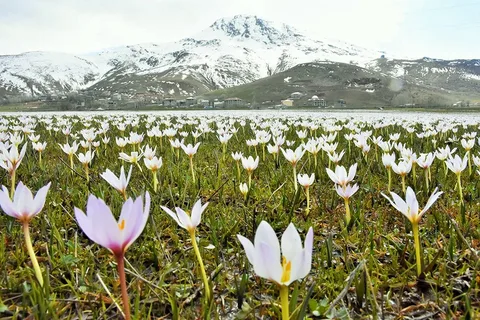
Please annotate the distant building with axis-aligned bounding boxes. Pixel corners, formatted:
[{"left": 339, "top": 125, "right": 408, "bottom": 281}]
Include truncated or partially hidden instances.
[
  {"left": 186, "top": 97, "right": 196, "bottom": 106},
  {"left": 290, "top": 92, "right": 303, "bottom": 99},
  {"left": 163, "top": 97, "right": 176, "bottom": 107},
  {"left": 308, "top": 95, "right": 326, "bottom": 107},
  {"left": 197, "top": 99, "right": 210, "bottom": 107},
  {"left": 281, "top": 99, "right": 294, "bottom": 107},
  {"left": 224, "top": 97, "right": 244, "bottom": 107}
]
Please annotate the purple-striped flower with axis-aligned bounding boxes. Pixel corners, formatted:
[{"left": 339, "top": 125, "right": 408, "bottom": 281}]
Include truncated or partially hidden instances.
[{"left": 74, "top": 192, "right": 150, "bottom": 256}]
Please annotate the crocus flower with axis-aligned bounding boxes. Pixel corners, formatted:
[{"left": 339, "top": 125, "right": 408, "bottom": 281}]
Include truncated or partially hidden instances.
[
  {"left": 0, "top": 181, "right": 51, "bottom": 223},
  {"left": 181, "top": 142, "right": 200, "bottom": 182},
  {"left": 78, "top": 150, "right": 95, "bottom": 183},
  {"left": 298, "top": 173, "right": 315, "bottom": 215},
  {"left": 239, "top": 182, "right": 249, "bottom": 199},
  {"left": 326, "top": 163, "right": 357, "bottom": 188},
  {"left": 181, "top": 142, "right": 200, "bottom": 157},
  {"left": 100, "top": 166, "right": 132, "bottom": 200},
  {"left": 241, "top": 155, "right": 259, "bottom": 189},
  {"left": 0, "top": 143, "right": 27, "bottom": 197},
  {"left": 237, "top": 221, "right": 313, "bottom": 320},
  {"left": 297, "top": 173, "right": 314, "bottom": 188},
  {"left": 144, "top": 156, "right": 163, "bottom": 192},
  {"left": 281, "top": 146, "right": 305, "bottom": 192},
  {"left": 59, "top": 141, "right": 79, "bottom": 169},
  {"left": 334, "top": 183, "right": 359, "bottom": 200},
  {"left": 161, "top": 199, "right": 211, "bottom": 300},
  {"left": 75, "top": 193, "right": 150, "bottom": 320},
  {"left": 382, "top": 187, "right": 442, "bottom": 276},
  {"left": 417, "top": 153, "right": 435, "bottom": 190},
  {"left": 446, "top": 154, "right": 468, "bottom": 176},
  {"left": 161, "top": 199, "right": 208, "bottom": 233},
  {"left": 382, "top": 153, "right": 396, "bottom": 192},
  {"left": 232, "top": 151, "right": 243, "bottom": 179},
  {"left": 74, "top": 193, "right": 150, "bottom": 257},
  {"left": 446, "top": 154, "right": 468, "bottom": 218},
  {"left": 392, "top": 159, "right": 412, "bottom": 194},
  {"left": 0, "top": 181, "right": 51, "bottom": 287}
]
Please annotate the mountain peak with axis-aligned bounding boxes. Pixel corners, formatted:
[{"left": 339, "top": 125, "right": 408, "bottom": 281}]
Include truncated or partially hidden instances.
[{"left": 207, "top": 15, "right": 303, "bottom": 44}]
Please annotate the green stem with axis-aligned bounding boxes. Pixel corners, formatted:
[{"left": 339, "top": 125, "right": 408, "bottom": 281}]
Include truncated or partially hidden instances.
[
  {"left": 23, "top": 222, "right": 44, "bottom": 287},
  {"left": 10, "top": 170, "right": 16, "bottom": 199},
  {"left": 401, "top": 175, "right": 406, "bottom": 195},
  {"left": 424, "top": 169, "right": 429, "bottom": 192},
  {"left": 306, "top": 187, "right": 310, "bottom": 216},
  {"left": 412, "top": 164, "right": 416, "bottom": 186},
  {"left": 387, "top": 167, "right": 392, "bottom": 193},
  {"left": 457, "top": 173, "right": 463, "bottom": 204},
  {"left": 153, "top": 172, "right": 158, "bottom": 193},
  {"left": 279, "top": 285, "right": 289, "bottom": 320},
  {"left": 189, "top": 230, "right": 211, "bottom": 301},
  {"left": 412, "top": 222, "right": 423, "bottom": 277},
  {"left": 293, "top": 165, "right": 297, "bottom": 192},
  {"left": 236, "top": 162, "right": 241, "bottom": 181},
  {"left": 345, "top": 198, "right": 351, "bottom": 226},
  {"left": 189, "top": 156, "right": 195, "bottom": 183},
  {"left": 468, "top": 151, "right": 472, "bottom": 176},
  {"left": 115, "top": 254, "right": 131, "bottom": 320}
]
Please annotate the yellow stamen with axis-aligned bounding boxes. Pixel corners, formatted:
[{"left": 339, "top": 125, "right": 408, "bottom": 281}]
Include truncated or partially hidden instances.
[
  {"left": 281, "top": 256, "right": 292, "bottom": 283},
  {"left": 118, "top": 219, "right": 126, "bottom": 230}
]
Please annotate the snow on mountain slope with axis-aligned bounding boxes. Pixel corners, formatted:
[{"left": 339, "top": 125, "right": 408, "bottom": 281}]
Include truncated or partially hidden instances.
[
  {"left": 0, "top": 51, "right": 100, "bottom": 95},
  {"left": 366, "top": 57, "right": 480, "bottom": 93},
  {"left": 1, "top": 14, "right": 478, "bottom": 98},
  {"left": 0, "top": 15, "right": 387, "bottom": 96}
]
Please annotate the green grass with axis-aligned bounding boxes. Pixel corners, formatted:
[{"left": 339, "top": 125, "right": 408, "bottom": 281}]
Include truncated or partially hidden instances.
[{"left": 0, "top": 113, "right": 479, "bottom": 319}]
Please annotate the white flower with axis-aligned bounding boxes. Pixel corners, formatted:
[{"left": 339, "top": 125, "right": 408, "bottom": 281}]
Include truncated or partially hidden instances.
[
  {"left": 281, "top": 146, "right": 305, "bottom": 166},
  {"left": 297, "top": 173, "right": 315, "bottom": 188},
  {"left": 382, "top": 186, "right": 443, "bottom": 224},
  {"left": 100, "top": 166, "right": 132, "bottom": 197},
  {"left": 181, "top": 142, "right": 201, "bottom": 157},
  {"left": 144, "top": 156, "right": 163, "bottom": 172},
  {"left": 382, "top": 153, "right": 396, "bottom": 168},
  {"left": 231, "top": 152, "right": 243, "bottom": 161},
  {"left": 445, "top": 154, "right": 468, "bottom": 175},
  {"left": 78, "top": 150, "right": 95, "bottom": 165},
  {"left": 237, "top": 221, "right": 313, "bottom": 286},
  {"left": 334, "top": 184, "right": 359, "bottom": 200},
  {"left": 239, "top": 183, "right": 249, "bottom": 196},
  {"left": 241, "top": 156, "right": 259, "bottom": 173},
  {"left": 161, "top": 199, "right": 208, "bottom": 233},
  {"left": 326, "top": 163, "right": 357, "bottom": 187}
]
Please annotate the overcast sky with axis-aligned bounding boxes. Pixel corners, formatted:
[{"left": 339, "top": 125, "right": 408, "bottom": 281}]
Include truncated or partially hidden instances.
[{"left": 0, "top": 0, "right": 479, "bottom": 59}]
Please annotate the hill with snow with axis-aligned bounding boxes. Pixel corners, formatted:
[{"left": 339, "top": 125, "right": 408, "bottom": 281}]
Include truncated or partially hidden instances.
[{"left": 1, "top": 14, "right": 479, "bottom": 103}]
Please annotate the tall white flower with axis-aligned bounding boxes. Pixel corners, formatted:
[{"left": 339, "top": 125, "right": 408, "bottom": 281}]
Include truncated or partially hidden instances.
[{"left": 100, "top": 166, "right": 132, "bottom": 199}]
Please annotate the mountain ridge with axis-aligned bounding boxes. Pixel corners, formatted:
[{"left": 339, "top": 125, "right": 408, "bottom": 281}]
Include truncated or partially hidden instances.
[{"left": 1, "top": 14, "right": 479, "bottom": 107}]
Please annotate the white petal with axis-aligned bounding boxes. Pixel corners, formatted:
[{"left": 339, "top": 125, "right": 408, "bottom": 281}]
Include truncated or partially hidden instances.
[{"left": 281, "top": 223, "right": 302, "bottom": 263}]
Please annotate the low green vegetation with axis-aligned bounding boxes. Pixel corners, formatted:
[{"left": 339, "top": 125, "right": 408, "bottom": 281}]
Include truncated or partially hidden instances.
[{"left": 0, "top": 112, "right": 479, "bottom": 319}]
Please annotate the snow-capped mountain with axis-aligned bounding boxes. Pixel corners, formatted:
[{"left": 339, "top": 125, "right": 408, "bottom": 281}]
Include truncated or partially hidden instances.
[{"left": 0, "top": 14, "right": 479, "bottom": 99}]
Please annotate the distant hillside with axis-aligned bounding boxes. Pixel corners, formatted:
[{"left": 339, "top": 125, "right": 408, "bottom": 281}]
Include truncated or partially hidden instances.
[
  {"left": 1, "top": 15, "right": 479, "bottom": 108},
  {"left": 203, "top": 61, "right": 479, "bottom": 107}
]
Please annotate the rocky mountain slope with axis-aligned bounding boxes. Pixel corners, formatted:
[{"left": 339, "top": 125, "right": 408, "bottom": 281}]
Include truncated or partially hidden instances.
[
  {"left": 1, "top": 14, "right": 479, "bottom": 105},
  {"left": 203, "top": 61, "right": 479, "bottom": 107}
]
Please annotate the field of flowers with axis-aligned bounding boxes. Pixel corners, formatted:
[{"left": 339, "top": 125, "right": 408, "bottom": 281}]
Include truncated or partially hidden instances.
[{"left": 0, "top": 110, "right": 479, "bottom": 319}]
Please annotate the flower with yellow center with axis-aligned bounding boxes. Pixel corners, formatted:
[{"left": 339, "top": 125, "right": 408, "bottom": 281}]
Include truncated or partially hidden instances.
[
  {"left": 74, "top": 193, "right": 151, "bottom": 320},
  {"left": 237, "top": 221, "right": 313, "bottom": 320},
  {"left": 161, "top": 199, "right": 211, "bottom": 301}
]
